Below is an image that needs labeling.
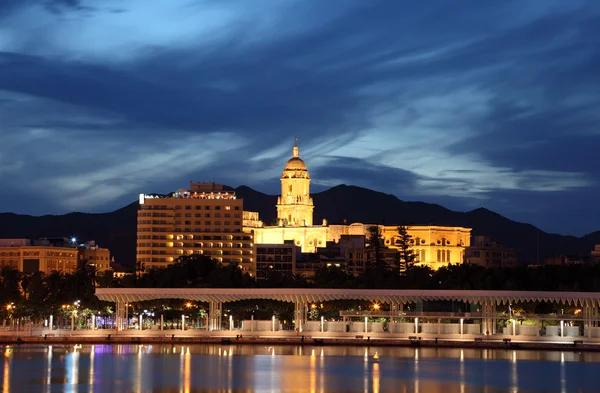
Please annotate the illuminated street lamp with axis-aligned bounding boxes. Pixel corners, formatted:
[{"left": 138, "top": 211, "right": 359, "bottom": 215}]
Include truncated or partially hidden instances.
[{"left": 372, "top": 303, "right": 381, "bottom": 311}]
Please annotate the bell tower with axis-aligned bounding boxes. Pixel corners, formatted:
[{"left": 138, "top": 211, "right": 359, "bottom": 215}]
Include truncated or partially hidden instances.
[{"left": 276, "top": 138, "right": 314, "bottom": 226}]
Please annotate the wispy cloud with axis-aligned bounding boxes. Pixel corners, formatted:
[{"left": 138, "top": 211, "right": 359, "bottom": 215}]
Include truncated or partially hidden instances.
[{"left": 0, "top": 0, "right": 599, "bottom": 235}]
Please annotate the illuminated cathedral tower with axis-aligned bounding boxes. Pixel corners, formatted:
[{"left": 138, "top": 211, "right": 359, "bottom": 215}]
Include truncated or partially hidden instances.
[{"left": 276, "top": 139, "right": 314, "bottom": 226}]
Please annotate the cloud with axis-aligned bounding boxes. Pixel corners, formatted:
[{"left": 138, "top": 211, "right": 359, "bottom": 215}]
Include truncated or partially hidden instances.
[{"left": 0, "top": 0, "right": 599, "bottom": 236}]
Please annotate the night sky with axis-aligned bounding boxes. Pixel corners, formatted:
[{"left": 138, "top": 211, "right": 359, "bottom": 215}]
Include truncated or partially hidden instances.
[{"left": 1, "top": 1, "right": 599, "bottom": 236}]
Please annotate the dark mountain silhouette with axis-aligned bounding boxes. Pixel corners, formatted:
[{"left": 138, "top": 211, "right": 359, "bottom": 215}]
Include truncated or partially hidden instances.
[
  {"left": 235, "top": 184, "right": 598, "bottom": 263},
  {"left": 1, "top": 184, "right": 597, "bottom": 265},
  {"left": 0, "top": 203, "right": 138, "bottom": 265}
]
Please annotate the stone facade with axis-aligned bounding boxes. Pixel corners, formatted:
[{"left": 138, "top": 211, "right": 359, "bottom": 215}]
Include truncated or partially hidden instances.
[{"left": 246, "top": 141, "right": 471, "bottom": 270}]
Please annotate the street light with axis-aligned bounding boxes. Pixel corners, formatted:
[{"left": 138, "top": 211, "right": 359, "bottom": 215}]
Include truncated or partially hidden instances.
[{"left": 372, "top": 303, "right": 380, "bottom": 311}]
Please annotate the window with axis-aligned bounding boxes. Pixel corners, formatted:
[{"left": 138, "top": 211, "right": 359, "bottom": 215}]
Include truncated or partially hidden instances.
[
  {"left": 437, "top": 250, "right": 441, "bottom": 262},
  {"left": 225, "top": 206, "right": 231, "bottom": 211}
]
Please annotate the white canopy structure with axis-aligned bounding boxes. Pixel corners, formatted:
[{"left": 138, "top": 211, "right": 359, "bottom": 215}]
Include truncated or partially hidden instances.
[{"left": 95, "top": 288, "right": 600, "bottom": 307}]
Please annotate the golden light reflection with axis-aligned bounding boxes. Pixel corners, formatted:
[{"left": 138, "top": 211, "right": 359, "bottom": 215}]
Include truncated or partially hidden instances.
[
  {"left": 184, "top": 346, "right": 191, "bottom": 393},
  {"left": 3, "top": 350, "right": 10, "bottom": 393},
  {"left": 310, "top": 349, "right": 316, "bottom": 393},
  {"left": 373, "top": 362, "right": 380, "bottom": 393},
  {"left": 510, "top": 350, "right": 518, "bottom": 393}
]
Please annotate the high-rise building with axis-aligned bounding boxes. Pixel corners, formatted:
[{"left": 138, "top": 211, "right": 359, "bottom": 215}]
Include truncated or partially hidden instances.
[{"left": 137, "top": 182, "right": 253, "bottom": 273}]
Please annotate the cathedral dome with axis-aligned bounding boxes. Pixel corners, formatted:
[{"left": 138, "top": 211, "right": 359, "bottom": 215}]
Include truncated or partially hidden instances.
[
  {"left": 284, "top": 157, "right": 307, "bottom": 171},
  {"left": 281, "top": 142, "right": 310, "bottom": 178}
]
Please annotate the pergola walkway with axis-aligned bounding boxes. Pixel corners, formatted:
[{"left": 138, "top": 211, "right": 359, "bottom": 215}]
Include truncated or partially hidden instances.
[{"left": 94, "top": 288, "right": 600, "bottom": 338}]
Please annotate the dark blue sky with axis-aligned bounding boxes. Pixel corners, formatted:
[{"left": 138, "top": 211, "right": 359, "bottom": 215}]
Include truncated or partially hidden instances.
[{"left": 1, "top": 0, "right": 599, "bottom": 236}]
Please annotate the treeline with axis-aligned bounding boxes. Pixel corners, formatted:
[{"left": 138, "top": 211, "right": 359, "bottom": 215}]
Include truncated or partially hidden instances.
[{"left": 2, "top": 254, "right": 600, "bottom": 321}]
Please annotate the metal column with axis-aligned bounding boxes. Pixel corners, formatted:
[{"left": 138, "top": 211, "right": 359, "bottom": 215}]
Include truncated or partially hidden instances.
[
  {"left": 115, "top": 301, "right": 126, "bottom": 331},
  {"left": 209, "top": 301, "right": 222, "bottom": 331},
  {"left": 294, "top": 301, "right": 304, "bottom": 332}
]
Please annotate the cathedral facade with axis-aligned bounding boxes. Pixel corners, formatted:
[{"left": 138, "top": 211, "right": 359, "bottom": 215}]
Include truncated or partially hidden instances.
[{"left": 246, "top": 142, "right": 471, "bottom": 270}]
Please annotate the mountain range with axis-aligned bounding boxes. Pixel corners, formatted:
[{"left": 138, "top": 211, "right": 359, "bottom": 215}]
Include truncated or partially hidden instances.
[{"left": 1, "top": 184, "right": 598, "bottom": 266}]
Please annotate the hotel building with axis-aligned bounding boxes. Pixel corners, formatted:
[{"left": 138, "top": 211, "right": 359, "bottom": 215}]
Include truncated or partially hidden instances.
[{"left": 136, "top": 182, "right": 253, "bottom": 273}]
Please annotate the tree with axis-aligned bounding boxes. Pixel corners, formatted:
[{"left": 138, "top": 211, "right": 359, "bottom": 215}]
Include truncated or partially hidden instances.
[
  {"left": 135, "top": 261, "right": 146, "bottom": 286},
  {"left": 366, "top": 225, "right": 385, "bottom": 268},
  {"left": 395, "top": 225, "right": 416, "bottom": 274},
  {"left": 0, "top": 267, "right": 22, "bottom": 304}
]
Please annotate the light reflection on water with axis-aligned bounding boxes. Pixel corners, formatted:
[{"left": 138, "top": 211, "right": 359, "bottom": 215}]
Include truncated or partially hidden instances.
[{"left": 0, "top": 344, "right": 599, "bottom": 392}]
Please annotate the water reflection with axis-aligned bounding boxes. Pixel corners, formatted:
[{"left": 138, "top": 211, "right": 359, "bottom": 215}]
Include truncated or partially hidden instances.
[{"left": 0, "top": 344, "right": 599, "bottom": 392}]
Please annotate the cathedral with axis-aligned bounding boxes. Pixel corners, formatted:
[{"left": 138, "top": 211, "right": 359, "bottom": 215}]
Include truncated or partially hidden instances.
[{"left": 246, "top": 141, "right": 471, "bottom": 270}]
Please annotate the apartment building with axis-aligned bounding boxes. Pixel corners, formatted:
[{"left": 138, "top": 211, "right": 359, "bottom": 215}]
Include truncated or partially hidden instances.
[
  {"left": 78, "top": 241, "right": 112, "bottom": 272},
  {"left": 0, "top": 238, "right": 78, "bottom": 274},
  {"left": 254, "top": 241, "right": 300, "bottom": 279},
  {"left": 464, "top": 235, "right": 517, "bottom": 268},
  {"left": 137, "top": 182, "right": 253, "bottom": 272}
]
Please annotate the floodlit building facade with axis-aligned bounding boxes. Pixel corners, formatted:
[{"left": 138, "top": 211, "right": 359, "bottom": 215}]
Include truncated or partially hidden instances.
[
  {"left": 137, "top": 182, "right": 253, "bottom": 273},
  {"left": 247, "top": 142, "right": 471, "bottom": 271},
  {"left": 0, "top": 239, "right": 78, "bottom": 274},
  {"left": 78, "top": 241, "right": 112, "bottom": 272}
]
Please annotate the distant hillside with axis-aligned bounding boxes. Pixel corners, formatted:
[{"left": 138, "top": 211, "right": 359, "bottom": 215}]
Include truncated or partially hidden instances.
[
  {"left": 0, "top": 203, "right": 138, "bottom": 265},
  {"left": 236, "top": 184, "right": 598, "bottom": 263},
  {"left": 1, "top": 184, "right": 597, "bottom": 265}
]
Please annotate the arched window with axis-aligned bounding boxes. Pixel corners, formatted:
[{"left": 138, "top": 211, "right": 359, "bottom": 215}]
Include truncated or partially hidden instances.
[
  {"left": 437, "top": 250, "right": 441, "bottom": 262},
  {"left": 446, "top": 250, "right": 451, "bottom": 262},
  {"left": 441, "top": 250, "right": 446, "bottom": 263}
]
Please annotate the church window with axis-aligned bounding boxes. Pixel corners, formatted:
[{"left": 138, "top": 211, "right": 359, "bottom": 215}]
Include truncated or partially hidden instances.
[
  {"left": 441, "top": 250, "right": 446, "bottom": 263},
  {"left": 446, "top": 250, "right": 451, "bottom": 262},
  {"left": 437, "top": 250, "right": 441, "bottom": 262}
]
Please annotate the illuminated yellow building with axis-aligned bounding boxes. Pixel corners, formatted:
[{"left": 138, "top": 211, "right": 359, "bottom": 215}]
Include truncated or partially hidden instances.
[
  {"left": 0, "top": 239, "right": 78, "bottom": 274},
  {"left": 277, "top": 141, "right": 314, "bottom": 226},
  {"left": 78, "top": 241, "right": 112, "bottom": 272},
  {"left": 247, "top": 142, "right": 471, "bottom": 271},
  {"left": 137, "top": 182, "right": 253, "bottom": 272}
]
